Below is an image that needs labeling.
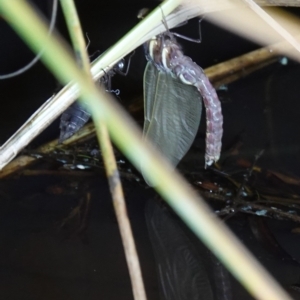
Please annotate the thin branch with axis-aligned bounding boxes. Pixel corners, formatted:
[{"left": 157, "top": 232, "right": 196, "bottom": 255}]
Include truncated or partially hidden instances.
[
  {"left": 206, "top": 2, "right": 300, "bottom": 62},
  {"left": 243, "top": 0, "right": 300, "bottom": 53},
  {"left": 0, "top": 0, "right": 58, "bottom": 79},
  {"left": 0, "top": 122, "right": 95, "bottom": 179},
  {"left": 20, "top": 169, "right": 95, "bottom": 176},
  {"left": 205, "top": 45, "right": 278, "bottom": 86},
  {"left": 255, "top": 0, "right": 300, "bottom": 6},
  {"left": 97, "top": 122, "right": 147, "bottom": 300},
  {"left": 203, "top": 191, "right": 300, "bottom": 223},
  {"left": 59, "top": 1, "right": 147, "bottom": 299}
]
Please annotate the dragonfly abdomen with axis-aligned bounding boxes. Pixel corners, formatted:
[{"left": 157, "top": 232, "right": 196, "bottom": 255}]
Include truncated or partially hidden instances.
[
  {"left": 197, "top": 77, "right": 223, "bottom": 167},
  {"left": 169, "top": 52, "right": 223, "bottom": 167}
]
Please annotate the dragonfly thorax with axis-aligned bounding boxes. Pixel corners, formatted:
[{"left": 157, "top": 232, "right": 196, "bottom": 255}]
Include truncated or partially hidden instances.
[{"left": 146, "top": 34, "right": 182, "bottom": 74}]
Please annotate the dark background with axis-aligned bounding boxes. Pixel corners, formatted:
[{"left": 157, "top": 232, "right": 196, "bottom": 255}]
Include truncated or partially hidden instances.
[{"left": 1, "top": 1, "right": 300, "bottom": 299}]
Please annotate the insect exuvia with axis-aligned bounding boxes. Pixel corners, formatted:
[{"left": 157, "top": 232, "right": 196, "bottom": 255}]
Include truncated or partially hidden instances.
[
  {"left": 59, "top": 54, "right": 133, "bottom": 143},
  {"left": 59, "top": 101, "right": 91, "bottom": 143},
  {"left": 143, "top": 31, "right": 223, "bottom": 171}
]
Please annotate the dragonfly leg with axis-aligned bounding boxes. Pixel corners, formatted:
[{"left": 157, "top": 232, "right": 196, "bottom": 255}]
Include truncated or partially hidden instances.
[{"left": 172, "top": 17, "right": 204, "bottom": 43}]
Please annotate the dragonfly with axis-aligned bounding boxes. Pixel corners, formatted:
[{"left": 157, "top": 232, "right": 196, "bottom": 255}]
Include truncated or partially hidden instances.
[
  {"left": 142, "top": 32, "right": 223, "bottom": 177},
  {"left": 59, "top": 57, "right": 132, "bottom": 143}
]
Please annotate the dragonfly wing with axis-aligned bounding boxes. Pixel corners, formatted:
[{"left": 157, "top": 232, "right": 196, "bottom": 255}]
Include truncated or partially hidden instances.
[
  {"left": 145, "top": 200, "right": 214, "bottom": 300},
  {"left": 143, "top": 62, "right": 159, "bottom": 134},
  {"left": 143, "top": 64, "right": 202, "bottom": 167}
]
